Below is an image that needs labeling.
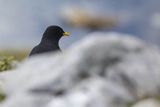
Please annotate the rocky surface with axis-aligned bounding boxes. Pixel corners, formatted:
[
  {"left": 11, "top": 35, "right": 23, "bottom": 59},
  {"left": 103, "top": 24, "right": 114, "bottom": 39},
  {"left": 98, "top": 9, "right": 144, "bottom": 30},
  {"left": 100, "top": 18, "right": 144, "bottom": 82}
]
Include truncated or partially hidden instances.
[{"left": 0, "top": 32, "right": 160, "bottom": 107}]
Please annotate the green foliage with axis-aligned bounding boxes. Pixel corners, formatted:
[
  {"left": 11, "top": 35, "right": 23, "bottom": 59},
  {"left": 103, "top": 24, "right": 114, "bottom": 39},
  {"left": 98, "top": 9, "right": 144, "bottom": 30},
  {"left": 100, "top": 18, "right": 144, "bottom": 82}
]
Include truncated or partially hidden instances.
[{"left": 0, "top": 55, "right": 14, "bottom": 72}]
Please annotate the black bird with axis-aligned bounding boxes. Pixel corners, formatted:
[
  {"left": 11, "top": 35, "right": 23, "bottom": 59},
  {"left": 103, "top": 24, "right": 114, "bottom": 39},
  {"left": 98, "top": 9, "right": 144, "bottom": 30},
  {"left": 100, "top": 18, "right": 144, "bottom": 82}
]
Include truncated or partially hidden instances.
[{"left": 29, "top": 26, "right": 70, "bottom": 56}]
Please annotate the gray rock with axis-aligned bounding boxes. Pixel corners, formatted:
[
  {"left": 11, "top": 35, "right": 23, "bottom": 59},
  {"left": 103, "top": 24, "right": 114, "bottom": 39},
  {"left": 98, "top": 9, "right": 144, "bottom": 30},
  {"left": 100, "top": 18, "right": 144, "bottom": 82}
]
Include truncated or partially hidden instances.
[{"left": 0, "top": 32, "right": 160, "bottom": 107}]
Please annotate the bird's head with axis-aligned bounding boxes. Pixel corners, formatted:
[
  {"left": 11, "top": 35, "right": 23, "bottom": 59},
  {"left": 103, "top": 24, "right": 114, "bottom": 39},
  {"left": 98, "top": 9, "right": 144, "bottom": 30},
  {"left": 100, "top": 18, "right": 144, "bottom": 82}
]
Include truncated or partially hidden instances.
[{"left": 43, "top": 26, "right": 70, "bottom": 41}]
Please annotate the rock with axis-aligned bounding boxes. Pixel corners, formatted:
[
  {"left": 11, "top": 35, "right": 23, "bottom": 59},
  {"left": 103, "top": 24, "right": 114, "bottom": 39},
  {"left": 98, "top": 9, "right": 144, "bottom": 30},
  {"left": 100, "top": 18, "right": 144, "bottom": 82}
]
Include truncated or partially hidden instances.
[{"left": 0, "top": 32, "right": 160, "bottom": 107}]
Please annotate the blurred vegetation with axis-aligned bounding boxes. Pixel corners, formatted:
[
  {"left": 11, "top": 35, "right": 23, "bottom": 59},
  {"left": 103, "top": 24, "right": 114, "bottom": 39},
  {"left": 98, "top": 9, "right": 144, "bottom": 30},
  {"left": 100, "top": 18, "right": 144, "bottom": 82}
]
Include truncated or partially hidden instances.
[
  {"left": 0, "top": 49, "right": 29, "bottom": 72},
  {"left": 0, "top": 50, "right": 29, "bottom": 61},
  {"left": 0, "top": 91, "right": 6, "bottom": 102},
  {"left": 0, "top": 56, "right": 14, "bottom": 72}
]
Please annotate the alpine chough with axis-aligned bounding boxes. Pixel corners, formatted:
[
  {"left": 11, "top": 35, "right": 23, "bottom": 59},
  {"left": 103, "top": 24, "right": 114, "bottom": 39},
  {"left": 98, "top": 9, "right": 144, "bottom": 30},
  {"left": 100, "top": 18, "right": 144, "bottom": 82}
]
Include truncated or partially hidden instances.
[{"left": 29, "top": 26, "right": 70, "bottom": 56}]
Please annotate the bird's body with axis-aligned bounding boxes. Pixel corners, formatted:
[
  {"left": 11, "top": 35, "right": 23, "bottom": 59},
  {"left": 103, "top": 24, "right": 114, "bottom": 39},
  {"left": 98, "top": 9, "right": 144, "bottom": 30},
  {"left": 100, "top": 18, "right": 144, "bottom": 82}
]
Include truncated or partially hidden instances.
[
  {"left": 29, "top": 41, "right": 61, "bottom": 56},
  {"left": 29, "top": 26, "right": 69, "bottom": 56}
]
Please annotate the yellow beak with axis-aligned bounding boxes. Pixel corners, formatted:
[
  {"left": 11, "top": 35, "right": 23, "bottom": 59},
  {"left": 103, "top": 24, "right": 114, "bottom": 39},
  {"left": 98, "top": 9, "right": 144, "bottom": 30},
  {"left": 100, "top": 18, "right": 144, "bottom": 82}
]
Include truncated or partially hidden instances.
[{"left": 63, "top": 32, "right": 70, "bottom": 36}]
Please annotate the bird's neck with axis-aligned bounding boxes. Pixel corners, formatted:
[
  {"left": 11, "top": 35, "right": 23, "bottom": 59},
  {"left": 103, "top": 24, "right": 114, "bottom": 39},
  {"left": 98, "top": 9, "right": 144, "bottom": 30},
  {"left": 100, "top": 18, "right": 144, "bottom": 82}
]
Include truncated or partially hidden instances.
[{"left": 40, "top": 38, "right": 59, "bottom": 46}]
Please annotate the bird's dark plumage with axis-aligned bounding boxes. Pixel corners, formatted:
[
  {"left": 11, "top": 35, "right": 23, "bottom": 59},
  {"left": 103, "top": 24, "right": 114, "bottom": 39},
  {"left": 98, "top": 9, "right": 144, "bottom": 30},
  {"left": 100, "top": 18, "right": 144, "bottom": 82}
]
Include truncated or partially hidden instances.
[{"left": 29, "top": 26, "right": 68, "bottom": 56}]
